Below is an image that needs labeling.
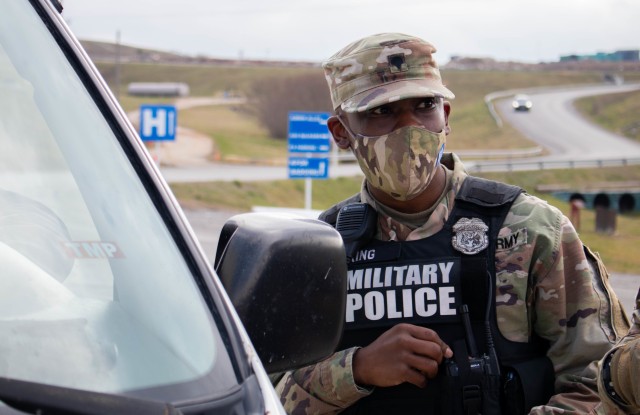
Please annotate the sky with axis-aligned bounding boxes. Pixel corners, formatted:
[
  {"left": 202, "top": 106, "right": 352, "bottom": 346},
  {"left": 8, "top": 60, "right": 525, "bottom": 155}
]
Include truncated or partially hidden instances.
[{"left": 60, "top": 0, "right": 639, "bottom": 65}]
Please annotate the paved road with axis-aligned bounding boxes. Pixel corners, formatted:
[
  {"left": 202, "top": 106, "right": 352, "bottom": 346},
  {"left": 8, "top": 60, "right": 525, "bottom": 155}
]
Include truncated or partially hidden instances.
[
  {"left": 466, "top": 83, "right": 640, "bottom": 172},
  {"left": 495, "top": 83, "right": 640, "bottom": 161}
]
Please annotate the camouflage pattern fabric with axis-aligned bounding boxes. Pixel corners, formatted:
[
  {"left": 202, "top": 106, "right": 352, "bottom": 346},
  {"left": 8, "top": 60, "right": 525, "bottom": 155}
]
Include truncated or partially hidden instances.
[
  {"left": 322, "top": 33, "right": 455, "bottom": 113},
  {"left": 598, "top": 289, "right": 640, "bottom": 414},
  {"left": 350, "top": 126, "right": 446, "bottom": 201},
  {"left": 275, "top": 153, "right": 630, "bottom": 414},
  {"left": 277, "top": 347, "right": 370, "bottom": 414}
]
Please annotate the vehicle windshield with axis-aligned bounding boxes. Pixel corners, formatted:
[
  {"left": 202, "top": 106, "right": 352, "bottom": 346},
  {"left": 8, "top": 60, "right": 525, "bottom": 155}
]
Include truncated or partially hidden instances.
[{"left": 0, "top": 1, "right": 236, "bottom": 402}]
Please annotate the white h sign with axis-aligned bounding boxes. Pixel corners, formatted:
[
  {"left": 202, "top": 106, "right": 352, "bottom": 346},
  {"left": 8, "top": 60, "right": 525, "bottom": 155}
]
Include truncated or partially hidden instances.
[{"left": 139, "top": 105, "right": 177, "bottom": 141}]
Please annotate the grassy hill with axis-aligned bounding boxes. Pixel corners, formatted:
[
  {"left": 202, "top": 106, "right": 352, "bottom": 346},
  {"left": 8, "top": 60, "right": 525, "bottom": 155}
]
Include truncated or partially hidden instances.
[{"left": 575, "top": 89, "right": 640, "bottom": 142}]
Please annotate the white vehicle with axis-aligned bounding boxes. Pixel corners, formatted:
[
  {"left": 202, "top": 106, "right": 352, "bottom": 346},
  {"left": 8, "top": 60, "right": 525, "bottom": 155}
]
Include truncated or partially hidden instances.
[
  {"left": 0, "top": 1, "right": 346, "bottom": 414},
  {"left": 512, "top": 94, "right": 533, "bottom": 111}
]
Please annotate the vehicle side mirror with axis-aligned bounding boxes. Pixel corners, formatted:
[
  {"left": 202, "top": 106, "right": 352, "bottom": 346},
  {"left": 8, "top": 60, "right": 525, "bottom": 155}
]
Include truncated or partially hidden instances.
[{"left": 214, "top": 213, "right": 346, "bottom": 374}]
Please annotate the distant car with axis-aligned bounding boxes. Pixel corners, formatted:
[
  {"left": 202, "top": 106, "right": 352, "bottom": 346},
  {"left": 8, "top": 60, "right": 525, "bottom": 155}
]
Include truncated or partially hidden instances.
[{"left": 512, "top": 94, "right": 533, "bottom": 111}]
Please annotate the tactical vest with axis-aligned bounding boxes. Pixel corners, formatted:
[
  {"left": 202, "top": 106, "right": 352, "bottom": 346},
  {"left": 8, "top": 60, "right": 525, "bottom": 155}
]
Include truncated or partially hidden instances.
[{"left": 320, "top": 177, "right": 555, "bottom": 415}]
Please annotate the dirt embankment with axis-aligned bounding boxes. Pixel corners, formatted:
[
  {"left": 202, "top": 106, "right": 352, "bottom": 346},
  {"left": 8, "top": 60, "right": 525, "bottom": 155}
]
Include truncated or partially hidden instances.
[{"left": 130, "top": 97, "right": 246, "bottom": 167}]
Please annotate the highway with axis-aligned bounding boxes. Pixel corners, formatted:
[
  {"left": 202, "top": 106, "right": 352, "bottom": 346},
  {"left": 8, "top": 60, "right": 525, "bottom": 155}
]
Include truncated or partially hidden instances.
[
  {"left": 468, "top": 83, "right": 640, "bottom": 172},
  {"left": 496, "top": 84, "right": 640, "bottom": 161}
]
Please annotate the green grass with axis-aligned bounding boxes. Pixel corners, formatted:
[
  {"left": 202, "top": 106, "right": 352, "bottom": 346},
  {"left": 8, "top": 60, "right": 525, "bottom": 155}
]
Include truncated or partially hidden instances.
[
  {"left": 177, "top": 105, "right": 287, "bottom": 162},
  {"left": 574, "top": 90, "right": 640, "bottom": 142},
  {"left": 171, "top": 176, "right": 363, "bottom": 211}
]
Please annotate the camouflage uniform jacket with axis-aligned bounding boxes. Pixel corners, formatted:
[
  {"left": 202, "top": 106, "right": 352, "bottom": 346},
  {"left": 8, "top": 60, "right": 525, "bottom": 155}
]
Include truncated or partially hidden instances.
[
  {"left": 276, "top": 153, "right": 630, "bottom": 414},
  {"left": 598, "top": 288, "right": 640, "bottom": 414}
]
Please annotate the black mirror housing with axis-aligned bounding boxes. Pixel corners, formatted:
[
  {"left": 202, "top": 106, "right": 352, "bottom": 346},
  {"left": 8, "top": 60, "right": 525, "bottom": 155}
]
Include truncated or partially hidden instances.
[{"left": 215, "top": 213, "right": 346, "bottom": 374}]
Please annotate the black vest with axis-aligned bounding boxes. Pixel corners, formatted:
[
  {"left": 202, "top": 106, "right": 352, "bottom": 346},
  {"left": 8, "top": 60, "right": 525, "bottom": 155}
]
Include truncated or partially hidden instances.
[{"left": 320, "top": 177, "right": 555, "bottom": 415}]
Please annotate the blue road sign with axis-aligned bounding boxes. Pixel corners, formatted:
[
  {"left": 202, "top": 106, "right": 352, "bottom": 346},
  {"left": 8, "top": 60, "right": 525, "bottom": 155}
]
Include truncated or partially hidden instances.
[
  {"left": 288, "top": 157, "right": 329, "bottom": 179},
  {"left": 288, "top": 111, "right": 331, "bottom": 153},
  {"left": 139, "top": 105, "right": 177, "bottom": 141}
]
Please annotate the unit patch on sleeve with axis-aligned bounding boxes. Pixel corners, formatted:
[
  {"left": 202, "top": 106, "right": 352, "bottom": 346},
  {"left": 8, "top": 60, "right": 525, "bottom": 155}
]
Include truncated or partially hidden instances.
[{"left": 496, "top": 228, "right": 527, "bottom": 251}]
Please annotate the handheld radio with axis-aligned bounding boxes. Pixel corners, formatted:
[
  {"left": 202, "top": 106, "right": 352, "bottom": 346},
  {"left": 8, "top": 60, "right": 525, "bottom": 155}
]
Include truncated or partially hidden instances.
[{"left": 335, "top": 203, "right": 377, "bottom": 261}]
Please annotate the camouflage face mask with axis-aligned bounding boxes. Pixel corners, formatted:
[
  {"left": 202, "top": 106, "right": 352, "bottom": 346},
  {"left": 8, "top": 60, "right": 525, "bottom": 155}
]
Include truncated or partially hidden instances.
[{"left": 350, "top": 126, "right": 446, "bottom": 201}]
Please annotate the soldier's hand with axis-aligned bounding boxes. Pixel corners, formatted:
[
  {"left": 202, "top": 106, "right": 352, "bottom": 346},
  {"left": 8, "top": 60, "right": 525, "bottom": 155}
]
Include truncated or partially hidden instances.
[
  {"left": 609, "top": 337, "right": 640, "bottom": 411},
  {"left": 352, "top": 323, "right": 453, "bottom": 389}
]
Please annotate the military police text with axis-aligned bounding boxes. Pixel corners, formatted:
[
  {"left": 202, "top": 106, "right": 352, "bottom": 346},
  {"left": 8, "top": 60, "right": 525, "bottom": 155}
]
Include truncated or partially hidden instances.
[{"left": 346, "top": 257, "right": 459, "bottom": 324}]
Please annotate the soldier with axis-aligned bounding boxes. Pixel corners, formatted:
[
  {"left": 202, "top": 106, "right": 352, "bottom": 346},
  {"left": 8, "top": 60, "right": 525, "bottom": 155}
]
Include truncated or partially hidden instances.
[
  {"left": 275, "top": 33, "right": 630, "bottom": 414},
  {"left": 599, "top": 287, "right": 640, "bottom": 414}
]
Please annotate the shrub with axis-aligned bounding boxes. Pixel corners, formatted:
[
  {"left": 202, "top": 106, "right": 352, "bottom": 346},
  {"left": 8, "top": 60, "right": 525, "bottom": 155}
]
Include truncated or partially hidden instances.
[{"left": 249, "top": 71, "right": 333, "bottom": 139}]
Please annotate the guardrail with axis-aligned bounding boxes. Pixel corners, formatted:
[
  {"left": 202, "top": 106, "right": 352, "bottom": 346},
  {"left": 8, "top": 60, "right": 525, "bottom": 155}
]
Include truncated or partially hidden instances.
[
  {"left": 466, "top": 158, "right": 640, "bottom": 173},
  {"left": 332, "top": 152, "right": 640, "bottom": 174},
  {"left": 455, "top": 147, "right": 544, "bottom": 159},
  {"left": 332, "top": 147, "right": 545, "bottom": 163}
]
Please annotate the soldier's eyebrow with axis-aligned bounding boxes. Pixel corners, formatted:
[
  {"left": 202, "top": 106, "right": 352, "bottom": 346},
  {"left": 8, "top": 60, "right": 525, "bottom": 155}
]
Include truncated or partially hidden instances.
[{"left": 366, "top": 103, "right": 391, "bottom": 113}]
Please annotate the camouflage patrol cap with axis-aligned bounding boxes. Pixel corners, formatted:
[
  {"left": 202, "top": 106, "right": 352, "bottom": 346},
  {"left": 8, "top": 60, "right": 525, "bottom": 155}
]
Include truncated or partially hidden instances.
[{"left": 322, "top": 33, "right": 455, "bottom": 113}]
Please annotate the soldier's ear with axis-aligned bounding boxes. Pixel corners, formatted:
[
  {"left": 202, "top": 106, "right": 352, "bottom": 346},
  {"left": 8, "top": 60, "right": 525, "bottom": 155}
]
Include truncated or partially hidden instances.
[
  {"left": 443, "top": 101, "right": 451, "bottom": 135},
  {"left": 327, "top": 116, "right": 351, "bottom": 150}
]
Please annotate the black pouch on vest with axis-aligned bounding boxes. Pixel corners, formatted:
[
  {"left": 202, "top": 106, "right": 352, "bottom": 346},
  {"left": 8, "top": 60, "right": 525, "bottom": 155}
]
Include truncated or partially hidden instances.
[{"left": 501, "top": 357, "right": 555, "bottom": 414}]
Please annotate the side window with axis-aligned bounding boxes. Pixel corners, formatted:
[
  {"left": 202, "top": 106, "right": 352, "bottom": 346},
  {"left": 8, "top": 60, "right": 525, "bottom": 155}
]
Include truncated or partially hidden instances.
[
  {"left": 0, "top": 44, "right": 114, "bottom": 303},
  {"left": 0, "top": 3, "right": 233, "bottom": 399}
]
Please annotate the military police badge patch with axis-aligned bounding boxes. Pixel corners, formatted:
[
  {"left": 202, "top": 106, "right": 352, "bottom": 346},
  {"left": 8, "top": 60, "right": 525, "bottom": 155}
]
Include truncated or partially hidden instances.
[{"left": 452, "top": 218, "right": 489, "bottom": 255}]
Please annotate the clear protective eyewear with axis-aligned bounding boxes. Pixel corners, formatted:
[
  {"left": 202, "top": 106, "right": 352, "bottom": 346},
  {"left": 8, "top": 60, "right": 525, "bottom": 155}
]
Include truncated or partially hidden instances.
[{"left": 338, "top": 97, "right": 445, "bottom": 139}]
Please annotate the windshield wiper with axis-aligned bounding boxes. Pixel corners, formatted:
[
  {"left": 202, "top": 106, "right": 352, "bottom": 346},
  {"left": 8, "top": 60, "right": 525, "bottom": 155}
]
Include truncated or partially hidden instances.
[{"left": 0, "top": 377, "right": 183, "bottom": 415}]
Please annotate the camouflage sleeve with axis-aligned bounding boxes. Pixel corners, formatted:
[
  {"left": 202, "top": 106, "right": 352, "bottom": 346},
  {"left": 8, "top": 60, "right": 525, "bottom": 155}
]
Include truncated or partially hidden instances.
[
  {"left": 501, "top": 194, "right": 630, "bottom": 414},
  {"left": 598, "top": 292, "right": 640, "bottom": 414},
  {"left": 275, "top": 347, "right": 372, "bottom": 414}
]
